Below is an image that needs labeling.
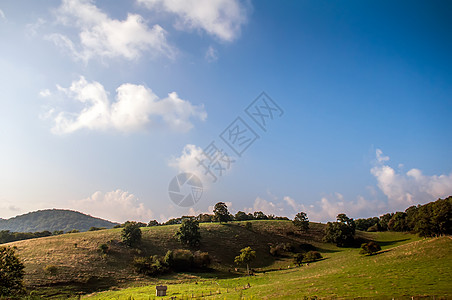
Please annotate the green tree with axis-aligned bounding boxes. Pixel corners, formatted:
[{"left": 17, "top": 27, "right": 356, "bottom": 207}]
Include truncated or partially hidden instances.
[
  {"left": 323, "top": 214, "right": 356, "bottom": 247},
  {"left": 121, "top": 222, "right": 142, "bottom": 247},
  {"left": 360, "top": 241, "right": 381, "bottom": 255},
  {"left": 0, "top": 246, "right": 25, "bottom": 296},
  {"left": 294, "top": 253, "right": 304, "bottom": 266},
  {"left": 388, "top": 212, "right": 408, "bottom": 232},
  {"left": 235, "top": 211, "right": 249, "bottom": 221},
  {"left": 378, "top": 213, "right": 394, "bottom": 231},
  {"left": 147, "top": 220, "right": 159, "bottom": 226},
  {"left": 213, "top": 202, "right": 231, "bottom": 223},
  {"left": 234, "top": 246, "right": 256, "bottom": 276},
  {"left": 175, "top": 218, "right": 201, "bottom": 247},
  {"left": 293, "top": 212, "right": 309, "bottom": 232},
  {"left": 253, "top": 211, "right": 268, "bottom": 220}
]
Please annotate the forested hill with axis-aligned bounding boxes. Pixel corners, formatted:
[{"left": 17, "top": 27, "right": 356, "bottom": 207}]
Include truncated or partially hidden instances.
[{"left": 0, "top": 209, "right": 118, "bottom": 232}]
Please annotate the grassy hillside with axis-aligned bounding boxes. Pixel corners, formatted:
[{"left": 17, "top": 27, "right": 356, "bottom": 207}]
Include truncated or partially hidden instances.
[
  {"left": 0, "top": 209, "right": 118, "bottom": 233},
  {"left": 85, "top": 235, "right": 451, "bottom": 299},
  {"left": 7, "top": 220, "right": 451, "bottom": 299}
]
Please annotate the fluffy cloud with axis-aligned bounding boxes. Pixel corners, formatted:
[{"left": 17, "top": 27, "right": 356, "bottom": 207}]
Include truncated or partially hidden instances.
[
  {"left": 71, "top": 189, "right": 153, "bottom": 223},
  {"left": 48, "top": 0, "right": 174, "bottom": 61},
  {"left": 43, "top": 76, "right": 206, "bottom": 134},
  {"left": 168, "top": 144, "right": 211, "bottom": 183},
  {"left": 137, "top": 0, "right": 248, "bottom": 41},
  {"left": 371, "top": 149, "right": 452, "bottom": 210}
]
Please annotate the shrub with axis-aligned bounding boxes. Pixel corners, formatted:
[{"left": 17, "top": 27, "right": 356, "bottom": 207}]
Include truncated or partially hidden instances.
[
  {"left": 303, "top": 251, "right": 322, "bottom": 262},
  {"left": 171, "top": 249, "right": 194, "bottom": 271},
  {"left": 133, "top": 255, "right": 169, "bottom": 276},
  {"left": 245, "top": 222, "right": 253, "bottom": 230},
  {"left": 367, "top": 224, "right": 379, "bottom": 232},
  {"left": 98, "top": 243, "right": 109, "bottom": 254},
  {"left": 360, "top": 242, "right": 381, "bottom": 255},
  {"left": 299, "top": 243, "right": 316, "bottom": 253},
  {"left": 193, "top": 251, "right": 211, "bottom": 269},
  {"left": 89, "top": 227, "right": 105, "bottom": 231},
  {"left": 43, "top": 265, "right": 58, "bottom": 275},
  {"left": 0, "top": 246, "right": 25, "bottom": 296},
  {"left": 294, "top": 253, "right": 304, "bottom": 266}
]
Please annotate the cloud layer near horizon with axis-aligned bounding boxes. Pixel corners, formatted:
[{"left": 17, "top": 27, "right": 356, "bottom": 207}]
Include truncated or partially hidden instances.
[
  {"left": 71, "top": 189, "right": 153, "bottom": 223},
  {"left": 244, "top": 149, "right": 452, "bottom": 222}
]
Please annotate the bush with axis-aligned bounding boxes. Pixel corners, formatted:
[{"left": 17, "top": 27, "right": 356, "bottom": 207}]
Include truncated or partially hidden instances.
[
  {"left": 88, "top": 227, "right": 105, "bottom": 231},
  {"left": 0, "top": 247, "right": 25, "bottom": 296},
  {"left": 359, "top": 242, "right": 381, "bottom": 255},
  {"left": 245, "top": 222, "right": 253, "bottom": 230},
  {"left": 121, "top": 222, "right": 142, "bottom": 247},
  {"left": 98, "top": 243, "right": 109, "bottom": 254},
  {"left": 133, "top": 255, "right": 169, "bottom": 276},
  {"left": 43, "top": 265, "right": 58, "bottom": 275},
  {"left": 269, "top": 244, "right": 282, "bottom": 257},
  {"left": 303, "top": 251, "right": 322, "bottom": 262},
  {"left": 171, "top": 249, "right": 194, "bottom": 271},
  {"left": 193, "top": 251, "right": 211, "bottom": 269},
  {"left": 299, "top": 243, "right": 316, "bottom": 253},
  {"left": 367, "top": 224, "right": 379, "bottom": 232},
  {"left": 294, "top": 253, "right": 304, "bottom": 266}
]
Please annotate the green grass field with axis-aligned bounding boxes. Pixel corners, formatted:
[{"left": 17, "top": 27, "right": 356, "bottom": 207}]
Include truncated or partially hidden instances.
[
  {"left": 84, "top": 234, "right": 451, "bottom": 299},
  {"left": 6, "top": 221, "right": 452, "bottom": 299}
]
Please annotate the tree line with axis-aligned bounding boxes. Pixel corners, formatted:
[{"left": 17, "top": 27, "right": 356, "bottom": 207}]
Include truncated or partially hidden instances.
[{"left": 354, "top": 196, "right": 451, "bottom": 237}]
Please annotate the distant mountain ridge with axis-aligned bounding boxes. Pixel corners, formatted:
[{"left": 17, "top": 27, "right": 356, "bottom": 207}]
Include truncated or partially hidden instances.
[{"left": 0, "top": 209, "right": 118, "bottom": 232}]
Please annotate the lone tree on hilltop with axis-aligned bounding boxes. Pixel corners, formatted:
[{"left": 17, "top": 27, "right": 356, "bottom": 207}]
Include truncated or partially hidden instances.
[
  {"left": 234, "top": 246, "right": 256, "bottom": 276},
  {"left": 0, "top": 246, "right": 25, "bottom": 297},
  {"left": 293, "top": 212, "right": 309, "bottom": 232},
  {"left": 121, "top": 221, "right": 142, "bottom": 247},
  {"left": 213, "top": 202, "right": 231, "bottom": 223},
  {"left": 175, "top": 218, "right": 201, "bottom": 247}
]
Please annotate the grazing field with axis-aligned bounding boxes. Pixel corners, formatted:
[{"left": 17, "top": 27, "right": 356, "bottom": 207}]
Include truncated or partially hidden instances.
[
  {"left": 5, "top": 221, "right": 451, "bottom": 299},
  {"left": 85, "top": 235, "right": 451, "bottom": 299}
]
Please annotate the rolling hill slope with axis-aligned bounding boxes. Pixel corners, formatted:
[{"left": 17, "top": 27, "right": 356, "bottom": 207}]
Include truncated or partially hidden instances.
[
  {"left": 0, "top": 209, "right": 118, "bottom": 232},
  {"left": 6, "top": 220, "right": 451, "bottom": 299}
]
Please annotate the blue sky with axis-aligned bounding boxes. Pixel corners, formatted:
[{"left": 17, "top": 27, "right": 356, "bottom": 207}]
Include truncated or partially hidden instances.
[{"left": 0, "top": 0, "right": 451, "bottom": 223}]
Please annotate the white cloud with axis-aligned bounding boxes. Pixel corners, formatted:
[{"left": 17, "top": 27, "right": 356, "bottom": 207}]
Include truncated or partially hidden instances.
[
  {"left": 71, "top": 189, "right": 153, "bottom": 223},
  {"left": 245, "top": 197, "right": 283, "bottom": 216},
  {"left": 168, "top": 144, "right": 211, "bottom": 183},
  {"left": 371, "top": 149, "right": 452, "bottom": 210},
  {"left": 39, "top": 89, "right": 51, "bottom": 97},
  {"left": 137, "top": 0, "right": 248, "bottom": 42},
  {"left": 0, "top": 9, "right": 6, "bottom": 21},
  {"left": 42, "top": 76, "right": 206, "bottom": 134},
  {"left": 205, "top": 46, "right": 218, "bottom": 62},
  {"left": 48, "top": 0, "right": 174, "bottom": 61}
]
